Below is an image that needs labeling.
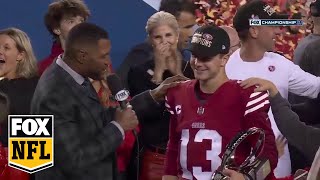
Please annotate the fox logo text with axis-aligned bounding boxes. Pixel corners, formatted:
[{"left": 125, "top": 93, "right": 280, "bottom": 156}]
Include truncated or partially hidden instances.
[
  {"left": 8, "top": 115, "right": 54, "bottom": 173},
  {"left": 249, "top": 19, "right": 261, "bottom": 25}
]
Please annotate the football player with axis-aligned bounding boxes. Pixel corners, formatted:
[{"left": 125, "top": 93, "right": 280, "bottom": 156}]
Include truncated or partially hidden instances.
[{"left": 162, "top": 25, "right": 278, "bottom": 180}]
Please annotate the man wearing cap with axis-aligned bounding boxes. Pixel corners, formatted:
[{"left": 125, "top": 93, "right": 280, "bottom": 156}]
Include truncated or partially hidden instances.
[
  {"left": 163, "top": 25, "right": 278, "bottom": 180},
  {"left": 226, "top": 0, "right": 320, "bottom": 178}
]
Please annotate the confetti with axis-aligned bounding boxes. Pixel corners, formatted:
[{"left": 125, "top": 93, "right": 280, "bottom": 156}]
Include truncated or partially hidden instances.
[{"left": 193, "top": 0, "right": 311, "bottom": 60}]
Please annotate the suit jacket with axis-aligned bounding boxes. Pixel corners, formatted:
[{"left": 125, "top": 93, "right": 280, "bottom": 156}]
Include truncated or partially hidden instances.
[{"left": 31, "top": 62, "right": 160, "bottom": 180}]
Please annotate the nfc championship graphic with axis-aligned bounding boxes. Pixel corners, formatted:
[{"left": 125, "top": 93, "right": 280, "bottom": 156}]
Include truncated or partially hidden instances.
[{"left": 8, "top": 115, "right": 54, "bottom": 173}]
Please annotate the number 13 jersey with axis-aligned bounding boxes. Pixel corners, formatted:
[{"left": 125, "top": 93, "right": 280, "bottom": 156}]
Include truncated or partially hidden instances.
[{"left": 164, "top": 80, "right": 278, "bottom": 180}]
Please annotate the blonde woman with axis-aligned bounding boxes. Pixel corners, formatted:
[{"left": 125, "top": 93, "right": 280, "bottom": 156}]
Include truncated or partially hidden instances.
[
  {"left": 0, "top": 27, "right": 38, "bottom": 180},
  {"left": 0, "top": 27, "right": 38, "bottom": 144},
  {"left": 127, "top": 11, "right": 194, "bottom": 180}
]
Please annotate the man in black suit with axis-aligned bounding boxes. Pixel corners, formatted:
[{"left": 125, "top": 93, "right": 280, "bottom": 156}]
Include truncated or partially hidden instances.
[{"left": 31, "top": 22, "right": 187, "bottom": 180}]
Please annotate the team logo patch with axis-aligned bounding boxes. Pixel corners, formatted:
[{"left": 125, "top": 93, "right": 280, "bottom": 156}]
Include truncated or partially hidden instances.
[
  {"left": 191, "top": 33, "right": 213, "bottom": 48},
  {"left": 202, "top": 33, "right": 213, "bottom": 41},
  {"left": 197, "top": 106, "right": 205, "bottom": 115},
  {"left": 8, "top": 115, "right": 54, "bottom": 173},
  {"left": 268, "top": 65, "right": 275, "bottom": 72}
]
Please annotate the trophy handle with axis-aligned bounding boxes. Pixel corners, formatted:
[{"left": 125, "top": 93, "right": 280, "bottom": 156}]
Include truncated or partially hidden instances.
[
  {"left": 211, "top": 127, "right": 267, "bottom": 180},
  {"left": 240, "top": 128, "right": 265, "bottom": 168}
]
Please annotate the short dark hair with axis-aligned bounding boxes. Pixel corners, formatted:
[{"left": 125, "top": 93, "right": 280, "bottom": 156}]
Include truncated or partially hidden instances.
[
  {"left": 44, "top": 0, "right": 90, "bottom": 40},
  {"left": 64, "top": 23, "right": 109, "bottom": 57},
  {"left": 159, "top": 0, "right": 196, "bottom": 17},
  {"left": 238, "top": 29, "right": 250, "bottom": 41},
  {"left": 0, "top": 92, "right": 9, "bottom": 125}
]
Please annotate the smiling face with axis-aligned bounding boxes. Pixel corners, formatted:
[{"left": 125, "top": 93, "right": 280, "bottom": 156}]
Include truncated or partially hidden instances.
[
  {"left": 249, "top": 26, "right": 281, "bottom": 51},
  {"left": 149, "top": 24, "right": 179, "bottom": 48},
  {"left": 0, "top": 34, "right": 24, "bottom": 79},
  {"left": 190, "top": 54, "right": 228, "bottom": 81}
]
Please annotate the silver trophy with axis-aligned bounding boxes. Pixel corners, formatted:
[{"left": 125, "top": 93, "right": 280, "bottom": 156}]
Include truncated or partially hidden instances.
[{"left": 212, "top": 127, "right": 271, "bottom": 180}]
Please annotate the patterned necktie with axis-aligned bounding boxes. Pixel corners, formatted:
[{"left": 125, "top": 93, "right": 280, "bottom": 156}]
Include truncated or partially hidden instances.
[{"left": 81, "top": 78, "right": 91, "bottom": 89}]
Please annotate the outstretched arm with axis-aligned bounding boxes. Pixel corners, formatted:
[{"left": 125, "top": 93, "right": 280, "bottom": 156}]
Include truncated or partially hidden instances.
[{"left": 241, "top": 78, "right": 320, "bottom": 162}]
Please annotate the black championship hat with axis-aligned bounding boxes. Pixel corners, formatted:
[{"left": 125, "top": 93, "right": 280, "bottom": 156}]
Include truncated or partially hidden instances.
[{"left": 188, "top": 25, "right": 230, "bottom": 60}]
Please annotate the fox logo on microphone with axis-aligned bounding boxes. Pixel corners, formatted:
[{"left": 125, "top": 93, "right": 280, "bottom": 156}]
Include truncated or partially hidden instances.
[
  {"left": 8, "top": 115, "right": 54, "bottom": 173},
  {"left": 114, "top": 90, "right": 130, "bottom": 102}
]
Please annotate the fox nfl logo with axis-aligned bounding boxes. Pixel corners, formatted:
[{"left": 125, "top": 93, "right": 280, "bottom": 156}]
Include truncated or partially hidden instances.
[{"left": 8, "top": 115, "right": 54, "bottom": 173}]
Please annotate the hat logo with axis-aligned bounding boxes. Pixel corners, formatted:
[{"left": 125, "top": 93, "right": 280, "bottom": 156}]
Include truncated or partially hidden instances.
[
  {"left": 263, "top": 5, "right": 276, "bottom": 16},
  {"left": 222, "top": 45, "right": 226, "bottom": 50},
  {"left": 203, "top": 33, "right": 213, "bottom": 41},
  {"left": 268, "top": 65, "right": 275, "bottom": 72}
]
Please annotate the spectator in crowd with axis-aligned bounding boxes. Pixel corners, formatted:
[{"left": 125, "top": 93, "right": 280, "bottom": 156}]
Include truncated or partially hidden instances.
[
  {"left": 31, "top": 22, "right": 187, "bottom": 180},
  {"left": 39, "top": 0, "right": 90, "bottom": 75},
  {"left": 117, "top": 0, "right": 197, "bottom": 88},
  {"left": 0, "top": 27, "right": 39, "bottom": 180},
  {"left": 127, "top": 11, "right": 194, "bottom": 180},
  {"left": 0, "top": 28, "right": 39, "bottom": 146},
  {"left": 226, "top": 0, "right": 320, "bottom": 177},
  {"left": 294, "top": 0, "right": 320, "bottom": 65}
]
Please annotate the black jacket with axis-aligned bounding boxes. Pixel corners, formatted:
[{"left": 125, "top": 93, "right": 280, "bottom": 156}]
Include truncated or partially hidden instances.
[{"left": 127, "top": 60, "right": 194, "bottom": 146}]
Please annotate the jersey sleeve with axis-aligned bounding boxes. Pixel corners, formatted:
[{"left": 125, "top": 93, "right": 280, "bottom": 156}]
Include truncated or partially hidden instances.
[
  {"left": 242, "top": 89, "right": 278, "bottom": 173},
  {"left": 164, "top": 90, "right": 180, "bottom": 176}
]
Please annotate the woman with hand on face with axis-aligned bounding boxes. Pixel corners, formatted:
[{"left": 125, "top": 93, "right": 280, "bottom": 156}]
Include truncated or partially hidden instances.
[
  {"left": 127, "top": 11, "right": 193, "bottom": 180},
  {"left": 144, "top": 13, "right": 194, "bottom": 86}
]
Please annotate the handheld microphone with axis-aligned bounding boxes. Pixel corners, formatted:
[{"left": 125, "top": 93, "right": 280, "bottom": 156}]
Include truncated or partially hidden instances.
[
  {"left": 106, "top": 74, "right": 140, "bottom": 180},
  {"left": 106, "top": 74, "right": 130, "bottom": 110}
]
